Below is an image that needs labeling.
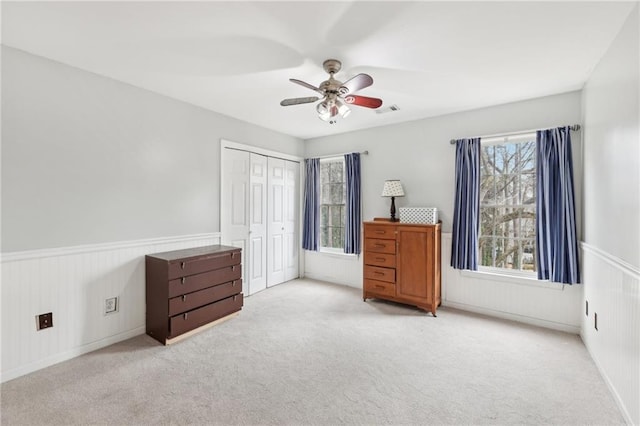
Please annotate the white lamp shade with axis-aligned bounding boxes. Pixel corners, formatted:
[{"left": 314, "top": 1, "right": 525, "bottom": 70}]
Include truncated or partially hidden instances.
[{"left": 381, "top": 180, "right": 405, "bottom": 197}]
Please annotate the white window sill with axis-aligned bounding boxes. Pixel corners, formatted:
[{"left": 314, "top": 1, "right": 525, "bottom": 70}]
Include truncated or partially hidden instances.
[
  {"left": 459, "top": 269, "right": 565, "bottom": 290},
  {"left": 316, "top": 248, "right": 358, "bottom": 259}
]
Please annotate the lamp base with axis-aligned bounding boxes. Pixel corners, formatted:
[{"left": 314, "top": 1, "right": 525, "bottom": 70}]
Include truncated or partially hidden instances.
[{"left": 389, "top": 196, "right": 398, "bottom": 222}]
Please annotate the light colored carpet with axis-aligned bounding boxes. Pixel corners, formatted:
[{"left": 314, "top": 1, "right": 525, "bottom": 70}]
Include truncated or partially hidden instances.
[{"left": 1, "top": 279, "right": 625, "bottom": 425}]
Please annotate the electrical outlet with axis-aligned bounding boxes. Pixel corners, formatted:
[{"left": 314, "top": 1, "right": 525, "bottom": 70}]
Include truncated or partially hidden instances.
[
  {"left": 105, "top": 297, "right": 118, "bottom": 315},
  {"left": 36, "top": 312, "right": 53, "bottom": 330}
]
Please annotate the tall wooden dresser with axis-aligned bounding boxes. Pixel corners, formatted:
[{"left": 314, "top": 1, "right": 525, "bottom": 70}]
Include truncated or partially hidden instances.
[
  {"left": 145, "top": 245, "right": 243, "bottom": 345},
  {"left": 363, "top": 219, "right": 441, "bottom": 316}
]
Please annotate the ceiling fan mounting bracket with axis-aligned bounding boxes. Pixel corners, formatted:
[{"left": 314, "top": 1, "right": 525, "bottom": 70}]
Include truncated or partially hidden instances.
[{"left": 322, "top": 59, "right": 342, "bottom": 75}]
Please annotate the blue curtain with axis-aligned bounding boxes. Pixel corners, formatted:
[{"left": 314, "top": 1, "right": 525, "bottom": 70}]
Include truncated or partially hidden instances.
[
  {"left": 536, "top": 127, "right": 580, "bottom": 284},
  {"left": 302, "top": 158, "right": 320, "bottom": 251},
  {"left": 451, "top": 138, "right": 481, "bottom": 270},
  {"left": 344, "top": 153, "right": 361, "bottom": 254}
]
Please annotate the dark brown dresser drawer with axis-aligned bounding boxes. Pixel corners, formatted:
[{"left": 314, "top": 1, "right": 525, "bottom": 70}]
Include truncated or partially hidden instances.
[
  {"left": 365, "top": 238, "right": 396, "bottom": 254},
  {"left": 364, "top": 252, "right": 396, "bottom": 268},
  {"left": 168, "top": 279, "right": 242, "bottom": 316},
  {"left": 366, "top": 225, "right": 396, "bottom": 240},
  {"left": 364, "top": 265, "right": 395, "bottom": 283},
  {"left": 169, "top": 294, "right": 243, "bottom": 338},
  {"left": 168, "top": 250, "right": 241, "bottom": 279},
  {"left": 168, "top": 265, "right": 241, "bottom": 298},
  {"left": 364, "top": 279, "right": 396, "bottom": 298}
]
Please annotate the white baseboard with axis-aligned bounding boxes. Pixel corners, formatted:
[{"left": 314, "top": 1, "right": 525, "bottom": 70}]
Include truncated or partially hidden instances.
[
  {"left": 442, "top": 300, "right": 581, "bottom": 334},
  {"left": 1, "top": 326, "right": 146, "bottom": 383}
]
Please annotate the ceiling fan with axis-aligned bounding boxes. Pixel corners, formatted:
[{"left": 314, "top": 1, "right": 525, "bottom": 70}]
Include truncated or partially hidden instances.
[{"left": 280, "top": 59, "right": 383, "bottom": 124}]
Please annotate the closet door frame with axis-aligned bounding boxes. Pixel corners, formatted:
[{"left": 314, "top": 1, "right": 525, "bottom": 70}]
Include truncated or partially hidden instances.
[{"left": 220, "top": 139, "right": 304, "bottom": 289}]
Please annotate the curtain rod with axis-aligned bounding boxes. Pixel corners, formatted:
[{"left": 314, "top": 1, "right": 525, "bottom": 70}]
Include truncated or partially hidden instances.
[
  {"left": 449, "top": 124, "right": 581, "bottom": 145},
  {"left": 310, "top": 150, "right": 369, "bottom": 159}
]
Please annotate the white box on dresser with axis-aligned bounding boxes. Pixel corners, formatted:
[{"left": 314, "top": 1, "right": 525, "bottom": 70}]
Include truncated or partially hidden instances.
[{"left": 399, "top": 207, "right": 438, "bottom": 224}]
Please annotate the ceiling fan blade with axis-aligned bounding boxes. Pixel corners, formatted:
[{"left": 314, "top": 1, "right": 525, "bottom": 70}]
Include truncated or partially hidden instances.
[
  {"left": 343, "top": 95, "right": 383, "bottom": 109},
  {"left": 338, "top": 74, "right": 373, "bottom": 95},
  {"left": 290, "top": 79, "right": 324, "bottom": 95},
  {"left": 280, "top": 96, "right": 320, "bottom": 107}
]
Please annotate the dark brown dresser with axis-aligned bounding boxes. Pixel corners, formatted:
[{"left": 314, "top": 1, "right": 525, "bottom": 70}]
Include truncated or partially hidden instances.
[{"left": 145, "top": 245, "right": 243, "bottom": 345}]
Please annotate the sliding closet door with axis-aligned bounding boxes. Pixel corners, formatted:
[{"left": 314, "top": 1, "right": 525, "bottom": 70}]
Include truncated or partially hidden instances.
[
  {"left": 221, "top": 148, "right": 250, "bottom": 296},
  {"left": 222, "top": 144, "right": 300, "bottom": 293},
  {"left": 249, "top": 153, "right": 268, "bottom": 294},
  {"left": 284, "top": 160, "right": 300, "bottom": 281},
  {"left": 267, "top": 157, "right": 286, "bottom": 287}
]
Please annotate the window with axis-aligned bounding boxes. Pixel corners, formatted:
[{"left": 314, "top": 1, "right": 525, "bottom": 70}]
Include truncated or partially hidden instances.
[
  {"left": 319, "top": 158, "right": 346, "bottom": 251},
  {"left": 479, "top": 133, "right": 536, "bottom": 273}
]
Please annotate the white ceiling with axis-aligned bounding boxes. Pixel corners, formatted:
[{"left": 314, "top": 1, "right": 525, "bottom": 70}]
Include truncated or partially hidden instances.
[{"left": 2, "top": 1, "right": 635, "bottom": 140}]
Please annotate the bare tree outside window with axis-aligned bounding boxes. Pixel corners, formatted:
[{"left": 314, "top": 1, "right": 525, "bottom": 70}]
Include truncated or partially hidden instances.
[
  {"left": 479, "top": 136, "right": 536, "bottom": 272},
  {"left": 320, "top": 159, "right": 346, "bottom": 250}
]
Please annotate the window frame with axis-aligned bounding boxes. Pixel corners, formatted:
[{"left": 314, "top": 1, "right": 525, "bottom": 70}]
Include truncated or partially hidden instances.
[
  {"left": 478, "top": 132, "right": 537, "bottom": 278},
  {"left": 318, "top": 156, "right": 347, "bottom": 254}
]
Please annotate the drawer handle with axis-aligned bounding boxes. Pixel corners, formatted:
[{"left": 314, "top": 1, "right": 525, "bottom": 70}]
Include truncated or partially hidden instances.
[
  {"left": 183, "top": 313, "right": 188, "bottom": 320},
  {"left": 375, "top": 284, "right": 385, "bottom": 289},
  {"left": 374, "top": 271, "right": 384, "bottom": 276},
  {"left": 232, "top": 280, "right": 237, "bottom": 287},
  {"left": 182, "top": 295, "right": 186, "bottom": 302},
  {"left": 181, "top": 277, "right": 186, "bottom": 285},
  {"left": 233, "top": 295, "right": 237, "bottom": 301},
  {"left": 231, "top": 252, "right": 236, "bottom": 259},
  {"left": 180, "top": 262, "right": 186, "bottom": 270},
  {"left": 375, "top": 230, "right": 385, "bottom": 234},
  {"left": 232, "top": 265, "right": 236, "bottom": 271},
  {"left": 375, "top": 257, "right": 385, "bottom": 262},
  {"left": 374, "top": 243, "right": 385, "bottom": 248}
]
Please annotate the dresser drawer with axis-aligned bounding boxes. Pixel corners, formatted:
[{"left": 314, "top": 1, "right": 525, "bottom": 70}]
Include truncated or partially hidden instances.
[
  {"left": 168, "top": 250, "right": 241, "bottom": 280},
  {"left": 364, "top": 279, "right": 396, "bottom": 298},
  {"left": 169, "top": 293, "right": 243, "bottom": 338},
  {"left": 365, "top": 238, "right": 396, "bottom": 254},
  {"left": 366, "top": 225, "right": 396, "bottom": 240},
  {"left": 168, "top": 279, "right": 242, "bottom": 316},
  {"left": 168, "top": 266, "right": 241, "bottom": 298},
  {"left": 364, "top": 265, "right": 395, "bottom": 283},
  {"left": 364, "top": 252, "right": 396, "bottom": 268}
]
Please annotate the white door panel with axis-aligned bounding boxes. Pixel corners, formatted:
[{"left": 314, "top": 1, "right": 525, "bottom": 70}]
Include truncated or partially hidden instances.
[
  {"left": 267, "top": 157, "right": 285, "bottom": 286},
  {"left": 221, "top": 149, "right": 250, "bottom": 296},
  {"left": 249, "top": 153, "right": 267, "bottom": 294}
]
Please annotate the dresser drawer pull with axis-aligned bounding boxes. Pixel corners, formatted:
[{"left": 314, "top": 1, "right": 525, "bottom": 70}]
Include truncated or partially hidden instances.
[
  {"left": 232, "top": 265, "right": 236, "bottom": 271},
  {"left": 375, "top": 257, "right": 386, "bottom": 262},
  {"left": 183, "top": 313, "right": 188, "bottom": 320},
  {"left": 182, "top": 295, "right": 186, "bottom": 302},
  {"left": 181, "top": 277, "right": 186, "bottom": 285},
  {"left": 374, "top": 243, "right": 386, "bottom": 248},
  {"left": 374, "top": 271, "right": 384, "bottom": 276},
  {"left": 233, "top": 295, "right": 237, "bottom": 301},
  {"left": 232, "top": 280, "right": 237, "bottom": 287},
  {"left": 374, "top": 230, "right": 385, "bottom": 234},
  {"left": 375, "top": 284, "right": 385, "bottom": 289},
  {"left": 180, "top": 262, "right": 186, "bottom": 270},
  {"left": 231, "top": 252, "right": 237, "bottom": 259}
]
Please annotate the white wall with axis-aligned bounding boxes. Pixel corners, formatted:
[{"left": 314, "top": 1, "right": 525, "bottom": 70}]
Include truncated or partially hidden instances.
[
  {"left": 1, "top": 46, "right": 303, "bottom": 252},
  {"left": 303, "top": 92, "right": 584, "bottom": 332},
  {"left": 1, "top": 47, "right": 302, "bottom": 382},
  {"left": 581, "top": 5, "right": 639, "bottom": 424}
]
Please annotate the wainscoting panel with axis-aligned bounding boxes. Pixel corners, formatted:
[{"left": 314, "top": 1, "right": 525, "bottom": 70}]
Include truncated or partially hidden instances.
[
  {"left": 1, "top": 233, "right": 220, "bottom": 383},
  {"left": 580, "top": 243, "right": 639, "bottom": 425},
  {"left": 441, "top": 233, "right": 583, "bottom": 333}
]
